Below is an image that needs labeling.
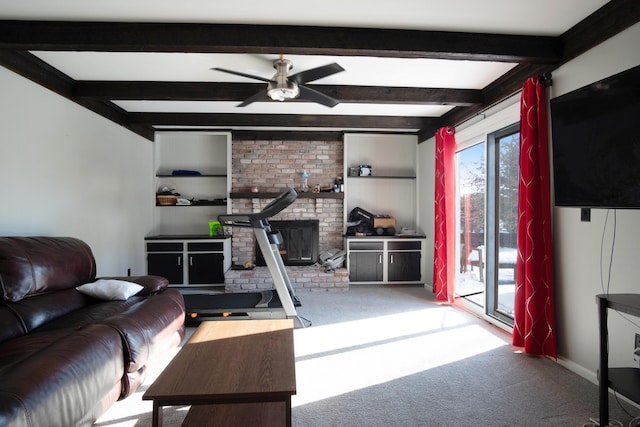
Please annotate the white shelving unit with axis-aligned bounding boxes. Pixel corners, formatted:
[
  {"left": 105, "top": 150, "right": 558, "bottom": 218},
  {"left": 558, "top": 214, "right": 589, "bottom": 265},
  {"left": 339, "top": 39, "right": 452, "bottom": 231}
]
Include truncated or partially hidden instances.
[
  {"left": 153, "top": 132, "right": 231, "bottom": 236},
  {"left": 343, "top": 133, "right": 426, "bottom": 285},
  {"left": 343, "top": 133, "right": 419, "bottom": 231}
]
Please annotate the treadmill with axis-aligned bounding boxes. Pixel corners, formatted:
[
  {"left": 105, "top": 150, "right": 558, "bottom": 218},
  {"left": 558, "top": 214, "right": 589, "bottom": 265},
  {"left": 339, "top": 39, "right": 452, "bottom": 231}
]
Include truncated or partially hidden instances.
[{"left": 182, "top": 187, "right": 309, "bottom": 328}]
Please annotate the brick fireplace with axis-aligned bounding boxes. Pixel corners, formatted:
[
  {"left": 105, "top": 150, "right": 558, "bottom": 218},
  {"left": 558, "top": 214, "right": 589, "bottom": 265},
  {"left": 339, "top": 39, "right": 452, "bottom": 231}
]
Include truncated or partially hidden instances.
[
  {"left": 230, "top": 138, "right": 344, "bottom": 261},
  {"left": 225, "top": 138, "right": 348, "bottom": 292}
]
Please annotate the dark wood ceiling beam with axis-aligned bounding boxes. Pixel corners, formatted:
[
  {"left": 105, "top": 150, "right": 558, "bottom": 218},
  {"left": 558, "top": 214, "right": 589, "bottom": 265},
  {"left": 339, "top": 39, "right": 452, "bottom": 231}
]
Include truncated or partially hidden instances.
[
  {"left": 128, "top": 112, "right": 433, "bottom": 130},
  {"left": 420, "top": 0, "right": 640, "bottom": 142},
  {"left": 74, "top": 81, "right": 484, "bottom": 106},
  {"left": 77, "top": 99, "right": 156, "bottom": 141},
  {"left": 562, "top": 0, "right": 640, "bottom": 63},
  {"left": 74, "top": 81, "right": 266, "bottom": 101},
  {"left": 232, "top": 130, "right": 345, "bottom": 141},
  {"left": 0, "top": 49, "right": 74, "bottom": 98},
  {"left": 298, "top": 85, "right": 483, "bottom": 106},
  {"left": 437, "top": 62, "right": 556, "bottom": 130},
  {"left": 0, "top": 20, "right": 560, "bottom": 63},
  {"left": 0, "top": 50, "right": 155, "bottom": 140}
]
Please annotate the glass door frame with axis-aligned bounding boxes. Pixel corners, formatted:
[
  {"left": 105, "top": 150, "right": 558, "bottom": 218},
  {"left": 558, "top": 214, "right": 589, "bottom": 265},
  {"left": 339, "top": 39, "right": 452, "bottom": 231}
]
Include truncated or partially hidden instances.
[
  {"left": 486, "top": 123, "right": 519, "bottom": 326},
  {"left": 454, "top": 141, "right": 486, "bottom": 306}
]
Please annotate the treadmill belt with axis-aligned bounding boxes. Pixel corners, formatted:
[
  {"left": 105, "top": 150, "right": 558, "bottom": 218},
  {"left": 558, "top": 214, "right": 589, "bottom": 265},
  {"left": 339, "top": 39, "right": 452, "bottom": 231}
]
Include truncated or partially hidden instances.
[
  {"left": 184, "top": 291, "right": 301, "bottom": 311},
  {"left": 184, "top": 292, "right": 271, "bottom": 310}
]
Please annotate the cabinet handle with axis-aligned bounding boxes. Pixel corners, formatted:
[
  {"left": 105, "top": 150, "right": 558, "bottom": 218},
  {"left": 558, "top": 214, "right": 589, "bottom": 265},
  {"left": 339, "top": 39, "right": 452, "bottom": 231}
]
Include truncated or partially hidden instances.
[
  {"left": 177, "top": 255, "right": 181, "bottom": 266},
  {"left": 390, "top": 254, "right": 394, "bottom": 264},
  {"left": 189, "top": 256, "right": 193, "bottom": 267},
  {"left": 379, "top": 254, "right": 382, "bottom": 264}
]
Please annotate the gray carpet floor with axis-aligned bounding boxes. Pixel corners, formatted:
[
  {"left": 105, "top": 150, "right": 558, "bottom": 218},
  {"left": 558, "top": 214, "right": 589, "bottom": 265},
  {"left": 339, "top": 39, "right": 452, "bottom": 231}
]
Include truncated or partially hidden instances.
[{"left": 95, "top": 286, "right": 639, "bottom": 427}]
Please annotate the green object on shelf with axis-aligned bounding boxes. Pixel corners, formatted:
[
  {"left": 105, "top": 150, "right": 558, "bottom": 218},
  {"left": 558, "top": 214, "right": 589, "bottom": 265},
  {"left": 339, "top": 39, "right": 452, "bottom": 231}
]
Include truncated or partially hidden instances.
[{"left": 208, "top": 221, "right": 221, "bottom": 236}]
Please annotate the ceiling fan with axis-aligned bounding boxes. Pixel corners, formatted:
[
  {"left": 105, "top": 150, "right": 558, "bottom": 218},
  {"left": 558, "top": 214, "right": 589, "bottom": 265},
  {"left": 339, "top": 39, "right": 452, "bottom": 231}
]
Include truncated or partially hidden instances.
[{"left": 213, "top": 54, "right": 345, "bottom": 107}]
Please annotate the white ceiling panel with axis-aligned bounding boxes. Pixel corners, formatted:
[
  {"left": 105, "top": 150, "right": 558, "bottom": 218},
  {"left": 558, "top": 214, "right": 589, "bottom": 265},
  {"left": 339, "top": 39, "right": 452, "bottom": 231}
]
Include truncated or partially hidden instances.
[
  {"left": 113, "top": 100, "right": 454, "bottom": 117},
  {"left": 0, "top": 0, "right": 609, "bottom": 35},
  {"left": 32, "top": 51, "right": 517, "bottom": 89}
]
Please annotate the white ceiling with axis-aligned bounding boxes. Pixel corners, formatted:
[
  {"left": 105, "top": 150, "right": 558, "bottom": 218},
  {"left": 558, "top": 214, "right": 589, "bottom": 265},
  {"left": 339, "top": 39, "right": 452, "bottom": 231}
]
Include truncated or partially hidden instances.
[
  {"left": 31, "top": 51, "right": 516, "bottom": 118},
  {"left": 0, "top": 0, "right": 614, "bottom": 134},
  {"left": 0, "top": 0, "right": 609, "bottom": 34}
]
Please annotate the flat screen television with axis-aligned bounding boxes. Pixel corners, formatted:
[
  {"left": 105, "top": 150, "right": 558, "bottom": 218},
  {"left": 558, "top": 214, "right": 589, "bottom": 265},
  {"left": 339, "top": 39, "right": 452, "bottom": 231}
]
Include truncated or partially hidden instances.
[{"left": 550, "top": 64, "right": 640, "bottom": 208}]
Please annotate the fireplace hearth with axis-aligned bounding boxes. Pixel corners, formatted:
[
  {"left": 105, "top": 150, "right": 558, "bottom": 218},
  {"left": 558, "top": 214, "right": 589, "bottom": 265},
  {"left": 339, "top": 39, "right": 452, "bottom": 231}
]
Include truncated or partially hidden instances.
[{"left": 256, "top": 220, "right": 319, "bottom": 266}]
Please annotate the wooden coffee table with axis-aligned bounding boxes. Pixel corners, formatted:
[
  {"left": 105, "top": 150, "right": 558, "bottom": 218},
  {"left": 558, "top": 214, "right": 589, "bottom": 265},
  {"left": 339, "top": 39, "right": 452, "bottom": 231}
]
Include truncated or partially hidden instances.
[{"left": 143, "top": 319, "right": 296, "bottom": 427}]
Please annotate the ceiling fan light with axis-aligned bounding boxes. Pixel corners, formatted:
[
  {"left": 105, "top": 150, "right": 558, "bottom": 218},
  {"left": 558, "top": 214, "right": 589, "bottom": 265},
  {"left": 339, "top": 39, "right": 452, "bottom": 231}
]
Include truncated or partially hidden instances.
[{"left": 267, "top": 82, "right": 300, "bottom": 101}]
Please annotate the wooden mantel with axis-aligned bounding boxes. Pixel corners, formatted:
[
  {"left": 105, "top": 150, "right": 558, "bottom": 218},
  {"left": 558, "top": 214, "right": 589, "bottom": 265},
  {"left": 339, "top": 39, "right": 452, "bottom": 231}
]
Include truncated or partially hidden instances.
[{"left": 230, "top": 192, "right": 343, "bottom": 199}]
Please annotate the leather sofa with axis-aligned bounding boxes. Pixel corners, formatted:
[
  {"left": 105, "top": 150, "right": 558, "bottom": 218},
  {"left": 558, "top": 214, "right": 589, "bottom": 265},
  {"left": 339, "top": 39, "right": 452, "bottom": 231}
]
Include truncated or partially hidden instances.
[{"left": 0, "top": 236, "right": 186, "bottom": 427}]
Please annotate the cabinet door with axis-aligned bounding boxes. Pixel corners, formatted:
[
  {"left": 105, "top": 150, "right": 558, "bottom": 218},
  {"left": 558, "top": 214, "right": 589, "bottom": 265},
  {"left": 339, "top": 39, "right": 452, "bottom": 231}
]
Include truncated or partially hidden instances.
[
  {"left": 388, "top": 252, "right": 421, "bottom": 282},
  {"left": 188, "top": 253, "right": 225, "bottom": 284},
  {"left": 349, "top": 252, "right": 383, "bottom": 282},
  {"left": 147, "top": 253, "right": 183, "bottom": 284}
]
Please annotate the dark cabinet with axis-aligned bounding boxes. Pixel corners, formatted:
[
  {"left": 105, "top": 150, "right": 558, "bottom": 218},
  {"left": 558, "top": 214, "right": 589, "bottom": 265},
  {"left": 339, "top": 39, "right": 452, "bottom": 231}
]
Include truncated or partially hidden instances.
[
  {"left": 388, "top": 252, "right": 422, "bottom": 282},
  {"left": 348, "top": 241, "right": 384, "bottom": 282},
  {"left": 346, "top": 237, "right": 425, "bottom": 284},
  {"left": 349, "top": 251, "right": 383, "bottom": 282},
  {"left": 146, "top": 237, "right": 231, "bottom": 288},
  {"left": 187, "top": 242, "right": 225, "bottom": 284},
  {"left": 388, "top": 241, "right": 422, "bottom": 282},
  {"left": 146, "top": 242, "right": 184, "bottom": 284},
  {"left": 147, "top": 253, "right": 183, "bottom": 284}
]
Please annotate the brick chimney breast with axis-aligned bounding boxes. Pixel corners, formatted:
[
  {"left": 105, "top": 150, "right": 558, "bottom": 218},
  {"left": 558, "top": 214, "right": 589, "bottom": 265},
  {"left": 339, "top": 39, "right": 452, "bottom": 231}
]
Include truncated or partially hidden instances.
[{"left": 231, "top": 139, "right": 345, "bottom": 265}]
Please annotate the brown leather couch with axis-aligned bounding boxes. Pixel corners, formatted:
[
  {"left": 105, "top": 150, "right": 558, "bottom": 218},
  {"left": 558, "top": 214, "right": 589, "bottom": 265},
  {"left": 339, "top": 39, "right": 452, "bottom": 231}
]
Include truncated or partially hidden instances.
[{"left": 0, "top": 236, "right": 186, "bottom": 427}]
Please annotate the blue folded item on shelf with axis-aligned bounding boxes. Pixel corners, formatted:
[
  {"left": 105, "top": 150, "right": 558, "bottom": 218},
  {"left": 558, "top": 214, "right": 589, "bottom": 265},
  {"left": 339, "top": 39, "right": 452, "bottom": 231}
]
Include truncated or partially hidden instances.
[{"left": 171, "top": 169, "right": 201, "bottom": 176}]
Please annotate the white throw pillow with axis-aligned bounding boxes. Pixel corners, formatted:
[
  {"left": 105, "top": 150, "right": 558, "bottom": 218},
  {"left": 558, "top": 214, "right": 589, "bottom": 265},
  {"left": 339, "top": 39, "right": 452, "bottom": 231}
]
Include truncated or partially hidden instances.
[{"left": 76, "top": 279, "right": 143, "bottom": 301}]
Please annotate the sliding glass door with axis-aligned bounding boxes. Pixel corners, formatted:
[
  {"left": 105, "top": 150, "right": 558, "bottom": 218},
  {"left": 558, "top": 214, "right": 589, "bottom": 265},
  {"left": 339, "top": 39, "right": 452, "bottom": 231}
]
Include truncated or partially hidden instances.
[
  {"left": 455, "top": 124, "right": 519, "bottom": 326},
  {"left": 487, "top": 125, "right": 519, "bottom": 323},
  {"left": 455, "top": 142, "right": 486, "bottom": 306}
]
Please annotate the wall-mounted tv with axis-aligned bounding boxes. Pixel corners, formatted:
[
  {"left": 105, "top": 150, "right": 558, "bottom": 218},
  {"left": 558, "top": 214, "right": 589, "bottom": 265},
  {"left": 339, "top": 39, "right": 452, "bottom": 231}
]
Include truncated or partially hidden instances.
[{"left": 550, "top": 64, "right": 640, "bottom": 208}]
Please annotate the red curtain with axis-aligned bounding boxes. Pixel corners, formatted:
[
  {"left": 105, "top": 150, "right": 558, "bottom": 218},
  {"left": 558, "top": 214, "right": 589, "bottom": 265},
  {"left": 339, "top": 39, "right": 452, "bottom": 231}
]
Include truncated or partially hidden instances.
[
  {"left": 513, "top": 76, "right": 557, "bottom": 358},
  {"left": 433, "top": 126, "right": 456, "bottom": 303}
]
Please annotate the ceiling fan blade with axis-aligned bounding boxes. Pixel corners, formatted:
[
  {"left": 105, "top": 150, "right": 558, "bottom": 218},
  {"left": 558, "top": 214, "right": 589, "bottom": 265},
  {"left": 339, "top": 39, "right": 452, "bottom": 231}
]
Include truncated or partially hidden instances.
[
  {"left": 289, "top": 63, "right": 345, "bottom": 84},
  {"left": 237, "top": 89, "right": 269, "bottom": 107},
  {"left": 299, "top": 85, "right": 340, "bottom": 108},
  {"left": 212, "top": 67, "right": 272, "bottom": 83}
]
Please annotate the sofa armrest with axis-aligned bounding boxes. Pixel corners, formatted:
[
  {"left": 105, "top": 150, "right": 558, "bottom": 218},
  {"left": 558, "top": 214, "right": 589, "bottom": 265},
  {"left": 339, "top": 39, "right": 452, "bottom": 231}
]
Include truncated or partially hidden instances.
[{"left": 97, "top": 275, "right": 169, "bottom": 296}]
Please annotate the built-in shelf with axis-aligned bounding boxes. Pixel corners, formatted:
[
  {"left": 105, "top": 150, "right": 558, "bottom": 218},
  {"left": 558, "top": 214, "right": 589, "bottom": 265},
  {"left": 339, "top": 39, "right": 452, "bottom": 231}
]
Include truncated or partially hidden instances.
[
  {"left": 347, "top": 175, "right": 416, "bottom": 179},
  {"left": 156, "top": 200, "right": 227, "bottom": 207},
  {"left": 344, "top": 133, "right": 419, "bottom": 239},
  {"left": 230, "top": 192, "right": 344, "bottom": 199},
  {"left": 156, "top": 174, "right": 227, "bottom": 178}
]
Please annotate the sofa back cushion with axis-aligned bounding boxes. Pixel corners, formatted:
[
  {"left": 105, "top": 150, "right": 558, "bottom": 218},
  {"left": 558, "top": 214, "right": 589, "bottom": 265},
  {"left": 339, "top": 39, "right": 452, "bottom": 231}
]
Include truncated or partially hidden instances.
[
  {"left": 0, "top": 237, "right": 96, "bottom": 302},
  {"left": 0, "top": 304, "right": 27, "bottom": 343}
]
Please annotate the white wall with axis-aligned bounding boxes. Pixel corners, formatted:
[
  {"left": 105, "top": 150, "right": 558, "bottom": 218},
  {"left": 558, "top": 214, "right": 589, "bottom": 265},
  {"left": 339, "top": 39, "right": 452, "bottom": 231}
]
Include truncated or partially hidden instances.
[
  {"left": 0, "top": 66, "right": 155, "bottom": 277},
  {"left": 552, "top": 22, "right": 640, "bottom": 379},
  {"left": 417, "top": 137, "right": 435, "bottom": 287},
  {"left": 417, "top": 22, "right": 640, "bottom": 382}
]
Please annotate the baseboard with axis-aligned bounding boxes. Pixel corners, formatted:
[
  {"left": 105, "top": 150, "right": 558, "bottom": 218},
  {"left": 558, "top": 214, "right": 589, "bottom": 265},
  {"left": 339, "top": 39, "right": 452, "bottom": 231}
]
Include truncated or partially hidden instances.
[{"left": 556, "top": 357, "right": 598, "bottom": 385}]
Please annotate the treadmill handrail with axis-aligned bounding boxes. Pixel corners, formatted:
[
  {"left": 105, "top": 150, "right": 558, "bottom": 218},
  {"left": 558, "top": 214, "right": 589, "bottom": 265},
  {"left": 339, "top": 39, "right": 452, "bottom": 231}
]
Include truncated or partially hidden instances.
[{"left": 218, "top": 187, "right": 298, "bottom": 228}]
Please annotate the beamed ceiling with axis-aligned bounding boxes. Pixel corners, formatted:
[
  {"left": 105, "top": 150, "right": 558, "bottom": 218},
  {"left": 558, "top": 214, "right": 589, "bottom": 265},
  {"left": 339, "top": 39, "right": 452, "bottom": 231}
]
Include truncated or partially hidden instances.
[{"left": 0, "top": 0, "right": 638, "bottom": 142}]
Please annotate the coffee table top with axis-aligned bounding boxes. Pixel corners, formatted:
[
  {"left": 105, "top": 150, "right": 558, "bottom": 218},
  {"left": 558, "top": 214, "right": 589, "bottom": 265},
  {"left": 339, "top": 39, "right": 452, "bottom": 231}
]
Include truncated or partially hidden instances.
[{"left": 143, "top": 319, "right": 296, "bottom": 404}]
